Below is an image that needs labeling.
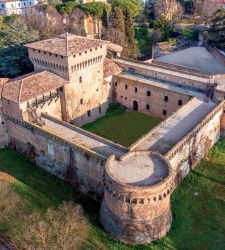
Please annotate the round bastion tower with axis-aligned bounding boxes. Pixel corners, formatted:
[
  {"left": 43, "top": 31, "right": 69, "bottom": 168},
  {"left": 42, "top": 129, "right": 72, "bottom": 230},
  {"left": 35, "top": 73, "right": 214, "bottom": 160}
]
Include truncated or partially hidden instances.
[{"left": 100, "top": 151, "right": 173, "bottom": 244}]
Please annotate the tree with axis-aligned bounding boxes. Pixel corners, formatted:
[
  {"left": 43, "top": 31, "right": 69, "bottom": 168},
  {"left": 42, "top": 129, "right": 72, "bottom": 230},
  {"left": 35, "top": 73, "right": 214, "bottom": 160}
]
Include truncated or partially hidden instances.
[
  {"left": 201, "top": 0, "right": 222, "bottom": 25},
  {"left": 124, "top": 8, "right": 137, "bottom": 58},
  {"left": 67, "top": 8, "right": 86, "bottom": 36},
  {"left": 111, "top": 0, "right": 142, "bottom": 17},
  {"left": 207, "top": 9, "right": 225, "bottom": 49},
  {"left": 101, "top": 5, "right": 108, "bottom": 28},
  {"left": 154, "top": 0, "right": 183, "bottom": 23},
  {"left": 2, "top": 17, "right": 39, "bottom": 46}
]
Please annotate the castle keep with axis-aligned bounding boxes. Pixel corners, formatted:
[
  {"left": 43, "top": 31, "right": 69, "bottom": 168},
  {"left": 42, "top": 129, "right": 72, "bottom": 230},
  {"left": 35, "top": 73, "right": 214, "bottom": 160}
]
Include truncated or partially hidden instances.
[{"left": 0, "top": 33, "right": 225, "bottom": 244}]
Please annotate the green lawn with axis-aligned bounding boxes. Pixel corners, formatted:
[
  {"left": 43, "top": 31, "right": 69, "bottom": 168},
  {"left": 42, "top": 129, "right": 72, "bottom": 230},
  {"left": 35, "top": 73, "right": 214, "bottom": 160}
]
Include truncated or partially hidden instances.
[
  {"left": 82, "top": 103, "right": 161, "bottom": 147},
  {"left": 135, "top": 26, "right": 153, "bottom": 55},
  {"left": 0, "top": 139, "right": 224, "bottom": 249}
]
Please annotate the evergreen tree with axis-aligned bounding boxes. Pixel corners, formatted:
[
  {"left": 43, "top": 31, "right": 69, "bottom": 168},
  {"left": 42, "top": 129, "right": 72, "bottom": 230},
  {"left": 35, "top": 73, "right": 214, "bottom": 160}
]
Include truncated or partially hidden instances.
[
  {"left": 208, "top": 9, "right": 225, "bottom": 49},
  {"left": 112, "top": 6, "right": 125, "bottom": 33},
  {"left": 124, "top": 8, "right": 137, "bottom": 58},
  {"left": 101, "top": 5, "right": 108, "bottom": 28}
]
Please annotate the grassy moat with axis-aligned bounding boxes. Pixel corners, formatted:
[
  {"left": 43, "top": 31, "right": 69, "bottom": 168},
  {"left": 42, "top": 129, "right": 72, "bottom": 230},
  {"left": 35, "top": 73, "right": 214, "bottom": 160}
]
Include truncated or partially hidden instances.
[
  {"left": 0, "top": 139, "right": 224, "bottom": 249},
  {"left": 82, "top": 103, "right": 161, "bottom": 147}
]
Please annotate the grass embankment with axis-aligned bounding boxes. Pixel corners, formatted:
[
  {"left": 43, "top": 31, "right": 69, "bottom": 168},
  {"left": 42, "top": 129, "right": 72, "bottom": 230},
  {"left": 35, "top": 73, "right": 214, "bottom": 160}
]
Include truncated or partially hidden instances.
[
  {"left": 135, "top": 26, "right": 153, "bottom": 55},
  {"left": 0, "top": 139, "right": 224, "bottom": 249},
  {"left": 82, "top": 103, "right": 161, "bottom": 147}
]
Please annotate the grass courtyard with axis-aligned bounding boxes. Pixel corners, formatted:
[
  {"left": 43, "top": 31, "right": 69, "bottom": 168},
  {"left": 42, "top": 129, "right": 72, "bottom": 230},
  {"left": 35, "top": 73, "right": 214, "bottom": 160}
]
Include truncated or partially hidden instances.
[
  {"left": 0, "top": 138, "right": 224, "bottom": 249},
  {"left": 82, "top": 103, "right": 161, "bottom": 147}
]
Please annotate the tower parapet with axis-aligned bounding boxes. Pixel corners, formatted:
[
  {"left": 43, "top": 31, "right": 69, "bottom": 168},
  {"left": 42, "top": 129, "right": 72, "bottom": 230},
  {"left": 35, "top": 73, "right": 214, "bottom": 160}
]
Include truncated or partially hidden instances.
[{"left": 100, "top": 151, "right": 173, "bottom": 244}]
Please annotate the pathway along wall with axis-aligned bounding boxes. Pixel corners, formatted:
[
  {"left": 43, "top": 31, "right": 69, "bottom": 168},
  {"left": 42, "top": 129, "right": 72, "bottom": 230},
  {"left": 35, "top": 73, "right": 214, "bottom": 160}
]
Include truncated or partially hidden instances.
[{"left": 100, "top": 151, "right": 173, "bottom": 244}]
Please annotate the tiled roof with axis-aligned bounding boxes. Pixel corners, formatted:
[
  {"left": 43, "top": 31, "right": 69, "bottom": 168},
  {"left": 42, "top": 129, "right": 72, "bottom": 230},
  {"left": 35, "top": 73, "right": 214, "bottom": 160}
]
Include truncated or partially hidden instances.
[
  {"left": 107, "top": 43, "right": 123, "bottom": 53},
  {"left": 25, "top": 33, "right": 109, "bottom": 57},
  {"left": 0, "top": 78, "right": 9, "bottom": 98},
  {"left": 104, "top": 58, "right": 123, "bottom": 78},
  {"left": 2, "top": 71, "right": 68, "bottom": 103}
]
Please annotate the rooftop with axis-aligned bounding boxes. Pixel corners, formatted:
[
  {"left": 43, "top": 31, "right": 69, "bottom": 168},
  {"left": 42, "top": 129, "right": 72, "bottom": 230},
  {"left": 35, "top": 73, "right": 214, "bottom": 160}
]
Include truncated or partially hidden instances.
[
  {"left": 104, "top": 58, "right": 123, "bottom": 78},
  {"left": 108, "top": 152, "right": 169, "bottom": 186},
  {"left": 2, "top": 71, "right": 68, "bottom": 103},
  {"left": 155, "top": 47, "right": 225, "bottom": 75},
  {"left": 107, "top": 42, "right": 123, "bottom": 53},
  {"left": 25, "top": 33, "right": 109, "bottom": 57}
]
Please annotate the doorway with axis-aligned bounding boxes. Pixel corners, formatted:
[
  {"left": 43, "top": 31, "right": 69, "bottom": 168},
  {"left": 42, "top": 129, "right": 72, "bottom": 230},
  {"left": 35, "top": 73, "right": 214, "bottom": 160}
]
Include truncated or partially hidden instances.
[{"left": 133, "top": 100, "right": 138, "bottom": 111}]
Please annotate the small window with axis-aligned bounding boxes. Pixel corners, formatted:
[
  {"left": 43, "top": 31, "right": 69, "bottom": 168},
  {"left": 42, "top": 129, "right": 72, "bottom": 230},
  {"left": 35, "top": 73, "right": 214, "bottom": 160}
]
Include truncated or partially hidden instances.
[
  {"left": 178, "top": 100, "right": 182, "bottom": 106},
  {"left": 79, "top": 53, "right": 82, "bottom": 55},
  {"left": 96, "top": 89, "right": 98, "bottom": 92},
  {"left": 61, "top": 56, "right": 63, "bottom": 59},
  {"left": 79, "top": 76, "right": 82, "bottom": 83},
  {"left": 163, "top": 109, "right": 167, "bottom": 115},
  {"left": 44, "top": 51, "right": 46, "bottom": 55},
  {"left": 164, "top": 96, "right": 168, "bottom": 102},
  {"left": 55, "top": 54, "right": 58, "bottom": 57},
  {"left": 147, "top": 90, "right": 151, "bottom": 96},
  {"left": 146, "top": 104, "right": 150, "bottom": 110},
  {"left": 87, "top": 110, "right": 91, "bottom": 117},
  {"left": 1, "top": 121, "right": 4, "bottom": 125},
  {"left": 135, "top": 87, "right": 137, "bottom": 93},
  {"left": 32, "top": 49, "right": 35, "bottom": 52},
  {"left": 100, "top": 45, "right": 102, "bottom": 48},
  {"left": 99, "top": 106, "right": 102, "bottom": 114},
  {"left": 80, "top": 99, "right": 83, "bottom": 104},
  {"left": 114, "top": 82, "right": 117, "bottom": 87},
  {"left": 125, "top": 84, "right": 128, "bottom": 90},
  {"left": 38, "top": 50, "right": 41, "bottom": 53},
  {"left": 120, "top": 96, "right": 123, "bottom": 99},
  {"left": 47, "top": 142, "right": 54, "bottom": 156},
  {"left": 73, "top": 55, "right": 76, "bottom": 58},
  {"left": 49, "top": 53, "right": 52, "bottom": 56},
  {"left": 125, "top": 97, "right": 127, "bottom": 100}
]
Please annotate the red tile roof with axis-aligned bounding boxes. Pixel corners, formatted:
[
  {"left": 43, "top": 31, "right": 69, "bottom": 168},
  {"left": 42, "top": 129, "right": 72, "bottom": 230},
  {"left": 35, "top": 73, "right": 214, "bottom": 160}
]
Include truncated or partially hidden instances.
[
  {"left": 104, "top": 58, "right": 123, "bottom": 78},
  {"left": 107, "top": 43, "right": 123, "bottom": 53},
  {"left": 0, "top": 78, "right": 9, "bottom": 98},
  {"left": 2, "top": 71, "right": 68, "bottom": 103},
  {"left": 25, "top": 33, "right": 109, "bottom": 57}
]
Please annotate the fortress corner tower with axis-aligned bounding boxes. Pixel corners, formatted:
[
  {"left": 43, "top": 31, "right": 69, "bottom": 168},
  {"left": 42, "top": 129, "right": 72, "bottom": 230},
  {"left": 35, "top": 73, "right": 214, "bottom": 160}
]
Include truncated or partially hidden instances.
[{"left": 100, "top": 151, "right": 173, "bottom": 244}]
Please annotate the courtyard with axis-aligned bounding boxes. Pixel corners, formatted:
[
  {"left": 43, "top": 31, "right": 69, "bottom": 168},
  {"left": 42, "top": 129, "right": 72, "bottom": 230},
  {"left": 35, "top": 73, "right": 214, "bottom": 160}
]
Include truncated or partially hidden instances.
[
  {"left": 0, "top": 140, "right": 224, "bottom": 249},
  {"left": 82, "top": 103, "right": 161, "bottom": 147}
]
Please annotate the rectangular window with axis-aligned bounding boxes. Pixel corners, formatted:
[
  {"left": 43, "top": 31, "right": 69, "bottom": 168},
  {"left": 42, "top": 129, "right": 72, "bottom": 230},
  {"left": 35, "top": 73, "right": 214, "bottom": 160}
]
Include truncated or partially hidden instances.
[
  {"left": 114, "top": 82, "right": 117, "bottom": 87},
  {"left": 79, "top": 76, "right": 82, "bottom": 83},
  {"left": 99, "top": 106, "right": 102, "bottom": 114},
  {"left": 164, "top": 96, "right": 168, "bottom": 102},
  {"left": 47, "top": 142, "right": 54, "bottom": 156},
  {"left": 147, "top": 90, "right": 151, "bottom": 96},
  {"left": 135, "top": 87, "right": 137, "bottom": 93},
  {"left": 80, "top": 99, "right": 83, "bottom": 104},
  {"left": 178, "top": 100, "right": 182, "bottom": 106},
  {"left": 125, "top": 84, "right": 128, "bottom": 90},
  {"left": 87, "top": 110, "right": 91, "bottom": 117},
  {"left": 163, "top": 109, "right": 167, "bottom": 115},
  {"left": 146, "top": 104, "right": 150, "bottom": 110}
]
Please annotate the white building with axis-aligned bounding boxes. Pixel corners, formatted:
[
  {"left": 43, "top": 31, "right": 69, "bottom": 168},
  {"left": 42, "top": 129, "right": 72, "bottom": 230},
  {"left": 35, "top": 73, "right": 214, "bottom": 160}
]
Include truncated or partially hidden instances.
[{"left": 0, "top": 0, "right": 38, "bottom": 16}]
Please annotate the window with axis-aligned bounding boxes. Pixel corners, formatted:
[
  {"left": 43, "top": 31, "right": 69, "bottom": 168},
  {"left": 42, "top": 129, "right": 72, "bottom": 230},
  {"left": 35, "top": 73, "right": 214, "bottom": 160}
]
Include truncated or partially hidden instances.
[
  {"left": 99, "top": 106, "right": 102, "bottom": 114},
  {"left": 79, "top": 76, "right": 82, "bottom": 83},
  {"left": 38, "top": 50, "right": 41, "bottom": 53},
  {"left": 61, "top": 56, "right": 63, "bottom": 59},
  {"left": 146, "top": 104, "right": 150, "bottom": 110},
  {"left": 125, "top": 84, "right": 128, "bottom": 90},
  {"left": 135, "top": 87, "right": 137, "bottom": 93},
  {"left": 147, "top": 90, "right": 151, "bottom": 96},
  {"left": 55, "top": 54, "right": 58, "bottom": 57},
  {"left": 164, "top": 96, "right": 168, "bottom": 102},
  {"left": 80, "top": 99, "right": 83, "bottom": 104},
  {"left": 178, "top": 100, "right": 183, "bottom": 106},
  {"left": 125, "top": 97, "right": 127, "bottom": 100},
  {"left": 87, "top": 110, "right": 91, "bottom": 117},
  {"left": 47, "top": 142, "right": 54, "bottom": 156},
  {"left": 163, "top": 109, "right": 167, "bottom": 115},
  {"left": 114, "top": 82, "right": 117, "bottom": 87},
  {"left": 120, "top": 96, "right": 123, "bottom": 99}
]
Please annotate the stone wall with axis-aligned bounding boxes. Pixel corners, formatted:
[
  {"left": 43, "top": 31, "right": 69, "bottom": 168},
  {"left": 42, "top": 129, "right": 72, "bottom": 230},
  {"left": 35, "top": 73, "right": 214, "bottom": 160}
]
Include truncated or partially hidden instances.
[
  {"left": 100, "top": 152, "right": 173, "bottom": 244},
  {"left": 5, "top": 114, "right": 107, "bottom": 201},
  {"left": 165, "top": 101, "right": 224, "bottom": 186},
  {"left": 113, "top": 75, "right": 191, "bottom": 119}
]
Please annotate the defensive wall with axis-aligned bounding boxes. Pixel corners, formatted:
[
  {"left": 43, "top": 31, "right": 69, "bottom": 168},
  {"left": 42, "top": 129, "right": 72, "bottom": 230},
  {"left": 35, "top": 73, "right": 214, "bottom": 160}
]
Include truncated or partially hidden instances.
[{"left": 165, "top": 101, "right": 224, "bottom": 186}]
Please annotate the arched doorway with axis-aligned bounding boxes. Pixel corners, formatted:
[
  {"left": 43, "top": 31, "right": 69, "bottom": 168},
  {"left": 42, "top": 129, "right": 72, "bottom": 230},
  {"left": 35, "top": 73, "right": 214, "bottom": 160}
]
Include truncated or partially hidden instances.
[{"left": 133, "top": 100, "right": 138, "bottom": 111}]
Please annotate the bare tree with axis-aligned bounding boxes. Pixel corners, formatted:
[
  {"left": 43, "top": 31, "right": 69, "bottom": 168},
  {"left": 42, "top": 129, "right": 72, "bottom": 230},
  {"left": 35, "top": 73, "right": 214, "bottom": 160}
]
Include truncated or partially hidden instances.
[
  {"left": 154, "top": 0, "right": 183, "bottom": 23},
  {"left": 67, "top": 8, "right": 86, "bottom": 36},
  {"left": 201, "top": 0, "right": 222, "bottom": 25}
]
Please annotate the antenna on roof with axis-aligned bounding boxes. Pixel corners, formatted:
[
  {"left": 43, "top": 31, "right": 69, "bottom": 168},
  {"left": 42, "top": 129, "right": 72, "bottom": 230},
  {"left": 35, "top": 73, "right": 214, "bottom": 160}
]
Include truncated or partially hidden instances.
[{"left": 66, "top": 32, "right": 69, "bottom": 56}]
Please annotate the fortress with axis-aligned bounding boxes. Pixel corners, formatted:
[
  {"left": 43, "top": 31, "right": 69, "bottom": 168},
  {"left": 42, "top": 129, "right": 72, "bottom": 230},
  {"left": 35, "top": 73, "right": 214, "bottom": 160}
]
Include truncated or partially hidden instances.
[{"left": 0, "top": 33, "right": 225, "bottom": 244}]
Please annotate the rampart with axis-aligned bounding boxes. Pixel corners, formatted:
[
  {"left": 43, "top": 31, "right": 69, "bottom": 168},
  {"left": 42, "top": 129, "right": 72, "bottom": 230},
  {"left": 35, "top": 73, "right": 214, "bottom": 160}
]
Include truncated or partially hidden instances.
[
  {"left": 165, "top": 101, "right": 224, "bottom": 186},
  {"left": 4, "top": 114, "right": 107, "bottom": 201}
]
